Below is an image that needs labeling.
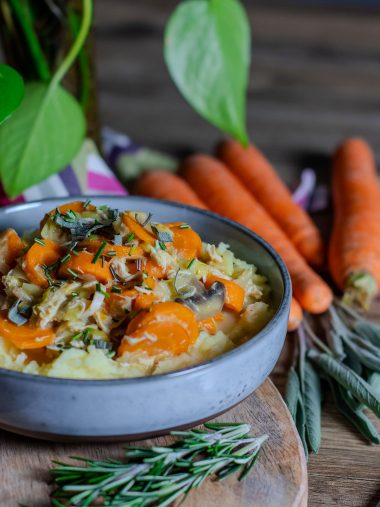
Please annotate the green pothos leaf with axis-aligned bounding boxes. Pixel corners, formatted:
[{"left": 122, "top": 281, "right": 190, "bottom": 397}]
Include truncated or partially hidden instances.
[
  {"left": 0, "top": 64, "right": 24, "bottom": 125},
  {"left": 164, "top": 0, "right": 250, "bottom": 146},
  {"left": 0, "top": 82, "right": 85, "bottom": 198}
]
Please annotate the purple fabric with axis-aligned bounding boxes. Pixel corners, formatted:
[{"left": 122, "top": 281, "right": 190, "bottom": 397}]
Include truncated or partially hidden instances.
[{"left": 59, "top": 165, "right": 82, "bottom": 195}]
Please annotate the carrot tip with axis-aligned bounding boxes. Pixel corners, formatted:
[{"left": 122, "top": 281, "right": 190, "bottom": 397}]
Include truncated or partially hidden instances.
[{"left": 342, "top": 272, "right": 377, "bottom": 310}]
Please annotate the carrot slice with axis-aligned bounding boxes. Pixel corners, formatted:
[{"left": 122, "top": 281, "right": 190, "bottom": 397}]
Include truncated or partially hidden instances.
[
  {"left": 119, "top": 301, "right": 198, "bottom": 356},
  {"left": 80, "top": 239, "right": 143, "bottom": 259},
  {"left": 58, "top": 251, "right": 112, "bottom": 284},
  {"left": 182, "top": 155, "right": 333, "bottom": 314},
  {"left": 287, "top": 298, "right": 303, "bottom": 332},
  {"left": 22, "top": 239, "right": 63, "bottom": 288},
  {"left": 0, "top": 312, "right": 55, "bottom": 349},
  {"left": 199, "top": 313, "right": 224, "bottom": 334},
  {"left": 165, "top": 222, "right": 202, "bottom": 260},
  {"left": 205, "top": 275, "right": 245, "bottom": 312},
  {"left": 49, "top": 201, "right": 96, "bottom": 215},
  {"left": 135, "top": 171, "right": 208, "bottom": 209},
  {"left": 122, "top": 214, "right": 155, "bottom": 245},
  {"left": 0, "top": 228, "right": 24, "bottom": 274},
  {"left": 109, "top": 289, "right": 156, "bottom": 312}
]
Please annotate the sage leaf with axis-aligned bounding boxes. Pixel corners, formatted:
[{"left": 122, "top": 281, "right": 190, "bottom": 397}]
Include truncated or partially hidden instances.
[
  {"left": 354, "top": 320, "right": 380, "bottom": 347},
  {"left": 368, "top": 372, "right": 380, "bottom": 396},
  {"left": 164, "top": 0, "right": 250, "bottom": 145},
  {"left": 285, "top": 366, "right": 301, "bottom": 420},
  {"left": 309, "top": 350, "right": 380, "bottom": 417},
  {"left": 329, "top": 380, "right": 380, "bottom": 445},
  {"left": 0, "top": 82, "right": 85, "bottom": 198},
  {"left": 296, "top": 394, "right": 308, "bottom": 459},
  {"left": 342, "top": 335, "right": 380, "bottom": 372},
  {"left": 303, "top": 359, "right": 321, "bottom": 454},
  {"left": 0, "top": 64, "right": 24, "bottom": 125},
  {"left": 326, "top": 329, "right": 345, "bottom": 360}
]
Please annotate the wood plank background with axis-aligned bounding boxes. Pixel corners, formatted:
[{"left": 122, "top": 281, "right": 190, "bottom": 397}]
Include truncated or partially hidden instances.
[{"left": 94, "top": 2, "right": 380, "bottom": 506}]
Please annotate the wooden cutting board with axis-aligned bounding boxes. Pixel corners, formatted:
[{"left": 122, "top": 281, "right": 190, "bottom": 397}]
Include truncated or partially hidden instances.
[{"left": 0, "top": 379, "right": 307, "bottom": 507}]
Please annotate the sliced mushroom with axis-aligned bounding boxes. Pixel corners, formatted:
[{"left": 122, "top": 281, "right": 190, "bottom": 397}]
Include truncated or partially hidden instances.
[
  {"left": 174, "top": 270, "right": 204, "bottom": 299},
  {"left": 8, "top": 298, "right": 32, "bottom": 326},
  {"left": 176, "top": 281, "right": 225, "bottom": 320}
]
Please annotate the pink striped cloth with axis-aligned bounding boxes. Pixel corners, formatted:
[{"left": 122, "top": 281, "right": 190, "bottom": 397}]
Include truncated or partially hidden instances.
[{"left": 0, "top": 129, "right": 328, "bottom": 213}]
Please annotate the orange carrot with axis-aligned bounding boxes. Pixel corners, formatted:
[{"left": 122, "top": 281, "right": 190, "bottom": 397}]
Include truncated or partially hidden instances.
[
  {"left": 118, "top": 302, "right": 198, "bottom": 356},
  {"left": 122, "top": 214, "right": 156, "bottom": 245},
  {"left": 205, "top": 275, "right": 245, "bottom": 313},
  {"left": 135, "top": 170, "right": 208, "bottom": 209},
  {"left": 287, "top": 298, "right": 303, "bottom": 332},
  {"left": 0, "top": 312, "right": 55, "bottom": 349},
  {"left": 181, "top": 155, "right": 332, "bottom": 314},
  {"left": 58, "top": 251, "right": 112, "bottom": 284},
  {"left": 199, "top": 313, "right": 224, "bottom": 335},
  {"left": 80, "top": 239, "right": 143, "bottom": 259},
  {"left": 0, "top": 228, "right": 24, "bottom": 274},
  {"left": 22, "top": 239, "right": 63, "bottom": 288},
  {"left": 165, "top": 222, "right": 202, "bottom": 260},
  {"left": 329, "top": 138, "right": 380, "bottom": 308},
  {"left": 218, "top": 139, "right": 324, "bottom": 266}
]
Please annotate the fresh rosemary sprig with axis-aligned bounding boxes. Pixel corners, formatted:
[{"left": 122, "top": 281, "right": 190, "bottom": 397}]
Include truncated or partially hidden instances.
[{"left": 50, "top": 422, "right": 267, "bottom": 506}]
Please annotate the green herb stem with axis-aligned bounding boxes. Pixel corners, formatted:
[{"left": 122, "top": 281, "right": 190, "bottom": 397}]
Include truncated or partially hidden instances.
[
  {"left": 8, "top": 0, "right": 51, "bottom": 81},
  {"left": 50, "top": 0, "right": 93, "bottom": 90}
]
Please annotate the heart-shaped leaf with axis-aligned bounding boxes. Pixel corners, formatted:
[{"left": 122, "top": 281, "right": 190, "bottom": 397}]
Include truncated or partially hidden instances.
[
  {"left": 0, "top": 64, "right": 24, "bottom": 125},
  {"left": 0, "top": 82, "right": 85, "bottom": 198},
  {"left": 164, "top": 0, "right": 250, "bottom": 146}
]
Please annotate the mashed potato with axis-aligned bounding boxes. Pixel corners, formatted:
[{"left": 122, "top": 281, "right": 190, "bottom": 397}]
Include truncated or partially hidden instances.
[{"left": 0, "top": 202, "right": 272, "bottom": 379}]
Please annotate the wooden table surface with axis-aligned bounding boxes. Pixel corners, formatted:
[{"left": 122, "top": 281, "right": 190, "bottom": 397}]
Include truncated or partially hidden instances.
[{"left": 93, "top": 2, "right": 380, "bottom": 506}]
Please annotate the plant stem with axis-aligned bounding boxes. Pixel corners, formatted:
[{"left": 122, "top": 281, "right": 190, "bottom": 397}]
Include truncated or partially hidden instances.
[
  {"left": 50, "top": 0, "right": 93, "bottom": 90},
  {"left": 67, "top": 6, "right": 91, "bottom": 110},
  {"left": 8, "top": 0, "right": 51, "bottom": 81},
  {"left": 303, "top": 317, "right": 332, "bottom": 355}
]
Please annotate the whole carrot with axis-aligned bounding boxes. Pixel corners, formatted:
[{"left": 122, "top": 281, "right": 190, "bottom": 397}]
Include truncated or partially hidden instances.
[
  {"left": 287, "top": 298, "right": 303, "bottom": 332},
  {"left": 181, "top": 155, "right": 332, "bottom": 314},
  {"left": 135, "top": 170, "right": 207, "bottom": 209},
  {"left": 218, "top": 139, "right": 324, "bottom": 266},
  {"left": 329, "top": 138, "right": 380, "bottom": 309}
]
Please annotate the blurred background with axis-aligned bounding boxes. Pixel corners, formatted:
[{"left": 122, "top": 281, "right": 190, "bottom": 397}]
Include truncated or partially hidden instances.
[{"left": 95, "top": 0, "right": 380, "bottom": 185}]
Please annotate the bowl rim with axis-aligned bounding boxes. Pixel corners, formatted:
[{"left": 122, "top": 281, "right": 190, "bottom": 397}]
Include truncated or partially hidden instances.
[{"left": 0, "top": 195, "right": 291, "bottom": 385}]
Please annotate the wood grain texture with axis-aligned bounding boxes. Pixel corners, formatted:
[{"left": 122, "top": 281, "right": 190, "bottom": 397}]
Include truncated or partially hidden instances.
[
  {"left": 91, "top": 2, "right": 380, "bottom": 505},
  {"left": 0, "top": 379, "right": 307, "bottom": 507}
]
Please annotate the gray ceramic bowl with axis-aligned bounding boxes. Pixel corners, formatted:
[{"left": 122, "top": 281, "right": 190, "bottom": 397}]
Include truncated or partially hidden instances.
[{"left": 0, "top": 196, "right": 291, "bottom": 441}]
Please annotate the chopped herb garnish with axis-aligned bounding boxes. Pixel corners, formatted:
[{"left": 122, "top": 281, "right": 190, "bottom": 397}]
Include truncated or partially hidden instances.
[
  {"left": 67, "top": 268, "right": 78, "bottom": 279},
  {"left": 159, "top": 241, "right": 167, "bottom": 251},
  {"left": 34, "top": 238, "right": 46, "bottom": 246},
  {"left": 71, "top": 292, "right": 78, "bottom": 298},
  {"left": 69, "top": 241, "right": 78, "bottom": 251},
  {"left": 42, "top": 264, "right": 54, "bottom": 287},
  {"left": 70, "top": 331, "right": 83, "bottom": 341},
  {"left": 72, "top": 249, "right": 79, "bottom": 256},
  {"left": 129, "top": 244, "right": 137, "bottom": 256},
  {"left": 92, "top": 240, "right": 107, "bottom": 264},
  {"left": 187, "top": 258, "right": 195, "bottom": 269},
  {"left": 106, "top": 251, "right": 116, "bottom": 257},
  {"left": 179, "top": 223, "right": 190, "bottom": 229},
  {"left": 110, "top": 266, "right": 119, "bottom": 281},
  {"left": 83, "top": 199, "right": 91, "bottom": 209},
  {"left": 60, "top": 253, "right": 71, "bottom": 264},
  {"left": 88, "top": 234, "right": 98, "bottom": 240},
  {"left": 99, "top": 205, "right": 108, "bottom": 212},
  {"left": 111, "top": 286, "right": 122, "bottom": 293},
  {"left": 96, "top": 283, "right": 110, "bottom": 298},
  {"left": 101, "top": 255, "right": 105, "bottom": 268},
  {"left": 126, "top": 232, "right": 135, "bottom": 242}
]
